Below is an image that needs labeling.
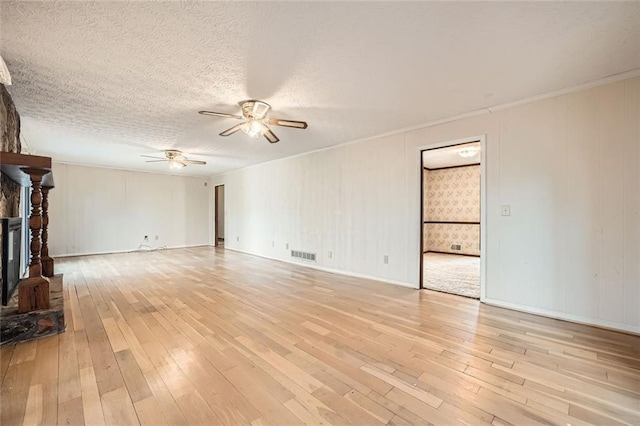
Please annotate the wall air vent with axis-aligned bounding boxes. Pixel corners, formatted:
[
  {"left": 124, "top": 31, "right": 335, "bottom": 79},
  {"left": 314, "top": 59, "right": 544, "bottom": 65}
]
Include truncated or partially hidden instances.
[
  {"left": 451, "top": 244, "right": 462, "bottom": 251},
  {"left": 291, "top": 250, "right": 316, "bottom": 262}
]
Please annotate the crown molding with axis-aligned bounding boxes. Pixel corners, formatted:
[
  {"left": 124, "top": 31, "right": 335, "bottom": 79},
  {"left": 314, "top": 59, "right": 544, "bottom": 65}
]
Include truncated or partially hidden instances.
[{"left": 212, "top": 68, "right": 640, "bottom": 179}]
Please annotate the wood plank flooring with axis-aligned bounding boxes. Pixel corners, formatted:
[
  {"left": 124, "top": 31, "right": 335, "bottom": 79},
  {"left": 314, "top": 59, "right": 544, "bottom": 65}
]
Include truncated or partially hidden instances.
[{"left": 2, "top": 246, "right": 639, "bottom": 425}]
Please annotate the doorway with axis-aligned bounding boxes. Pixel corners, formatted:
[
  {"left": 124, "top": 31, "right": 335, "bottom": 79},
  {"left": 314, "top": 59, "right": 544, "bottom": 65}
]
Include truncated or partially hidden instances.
[
  {"left": 214, "top": 185, "right": 225, "bottom": 247},
  {"left": 420, "top": 138, "right": 485, "bottom": 299}
]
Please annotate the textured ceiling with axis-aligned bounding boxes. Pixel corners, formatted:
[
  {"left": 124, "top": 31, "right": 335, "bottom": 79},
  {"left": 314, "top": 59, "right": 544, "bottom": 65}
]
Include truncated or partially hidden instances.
[{"left": 1, "top": 2, "right": 639, "bottom": 176}]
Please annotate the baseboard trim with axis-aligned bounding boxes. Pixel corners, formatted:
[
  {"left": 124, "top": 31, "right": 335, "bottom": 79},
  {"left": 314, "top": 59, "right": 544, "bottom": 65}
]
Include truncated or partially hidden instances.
[
  {"left": 226, "top": 247, "right": 417, "bottom": 290},
  {"left": 483, "top": 297, "right": 640, "bottom": 336},
  {"left": 52, "top": 244, "right": 212, "bottom": 258}
]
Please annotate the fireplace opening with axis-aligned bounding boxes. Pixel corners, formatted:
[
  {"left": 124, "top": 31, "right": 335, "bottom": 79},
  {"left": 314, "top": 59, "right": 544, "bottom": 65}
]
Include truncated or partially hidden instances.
[{"left": 2, "top": 217, "right": 22, "bottom": 305}]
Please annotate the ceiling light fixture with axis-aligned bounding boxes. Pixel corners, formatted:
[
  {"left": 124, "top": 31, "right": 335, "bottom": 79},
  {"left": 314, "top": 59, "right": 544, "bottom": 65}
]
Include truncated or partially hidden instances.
[
  {"left": 242, "top": 119, "right": 264, "bottom": 139},
  {"left": 458, "top": 147, "right": 480, "bottom": 158},
  {"left": 199, "top": 100, "right": 308, "bottom": 144},
  {"left": 168, "top": 158, "right": 186, "bottom": 169},
  {"left": 141, "top": 150, "right": 206, "bottom": 168}
]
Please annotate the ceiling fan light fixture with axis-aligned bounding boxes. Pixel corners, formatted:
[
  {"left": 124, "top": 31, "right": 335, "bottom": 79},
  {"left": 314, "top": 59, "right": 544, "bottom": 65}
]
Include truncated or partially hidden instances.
[
  {"left": 458, "top": 147, "right": 480, "bottom": 158},
  {"left": 141, "top": 150, "right": 206, "bottom": 168},
  {"left": 250, "top": 120, "right": 263, "bottom": 134},
  {"left": 242, "top": 119, "right": 265, "bottom": 139},
  {"left": 200, "top": 99, "right": 307, "bottom": 144},
  {"left": 168, "top": 159, "right": 186, "bottom": 169}
]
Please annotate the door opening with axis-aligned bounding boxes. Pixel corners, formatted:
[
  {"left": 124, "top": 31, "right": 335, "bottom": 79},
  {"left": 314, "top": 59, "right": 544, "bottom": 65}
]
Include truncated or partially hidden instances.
[
  {"left": 419, "top": 138, "right": 485, "bottom": 299},
  {"left": 214, "top": 185, "right": 225, "bottom": 247}
]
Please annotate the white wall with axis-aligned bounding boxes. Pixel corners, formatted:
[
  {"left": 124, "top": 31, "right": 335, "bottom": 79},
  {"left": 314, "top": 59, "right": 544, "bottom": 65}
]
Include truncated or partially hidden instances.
[
  {"left": 49, "top": 163, "right": 211, "bottom": 256},
  {"left": 212, "top": 76, "right": 640, "bottom": 334}
]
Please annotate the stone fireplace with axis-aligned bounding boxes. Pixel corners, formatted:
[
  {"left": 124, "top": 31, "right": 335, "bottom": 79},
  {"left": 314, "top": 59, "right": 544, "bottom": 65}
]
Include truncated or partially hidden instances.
[{"left": 0, "top": 83, "right": 65, "bottom": 345}]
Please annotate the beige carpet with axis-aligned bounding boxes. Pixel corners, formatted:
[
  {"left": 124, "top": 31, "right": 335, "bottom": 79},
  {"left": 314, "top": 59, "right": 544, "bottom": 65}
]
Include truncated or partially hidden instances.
[{"left": 423, "top": 252, "right": 480, "bottom": 299}]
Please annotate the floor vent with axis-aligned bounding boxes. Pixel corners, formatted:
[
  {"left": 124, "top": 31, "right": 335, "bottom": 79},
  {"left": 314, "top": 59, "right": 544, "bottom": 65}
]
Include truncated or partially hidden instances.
[{"left": 291, "top": 250, "right": 316, "bottom": 262}]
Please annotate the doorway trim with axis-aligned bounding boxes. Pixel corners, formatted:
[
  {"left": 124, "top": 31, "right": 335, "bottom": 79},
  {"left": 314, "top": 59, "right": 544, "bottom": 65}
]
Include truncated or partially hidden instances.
[
  {"left": 418, "top": 135, "right": 487, "bottom": 301},
  {"left": 214, "top": 184, "right": 224, "bottom": 247}
]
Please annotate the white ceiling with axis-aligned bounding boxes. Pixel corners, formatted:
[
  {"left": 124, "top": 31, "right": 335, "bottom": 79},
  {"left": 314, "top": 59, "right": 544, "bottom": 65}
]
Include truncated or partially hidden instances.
[
  {"left": 423, "top": 142, "right": 481, "bottom": 170},
  {"left": 1, "top": 2, "right": 639, "bottom": 177}
]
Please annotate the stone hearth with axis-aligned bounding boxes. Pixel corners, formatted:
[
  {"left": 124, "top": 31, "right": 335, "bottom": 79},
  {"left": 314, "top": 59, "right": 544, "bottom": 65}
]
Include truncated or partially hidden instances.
[{"left": 0, "top": 274, "right": 65, "bottom": 346}]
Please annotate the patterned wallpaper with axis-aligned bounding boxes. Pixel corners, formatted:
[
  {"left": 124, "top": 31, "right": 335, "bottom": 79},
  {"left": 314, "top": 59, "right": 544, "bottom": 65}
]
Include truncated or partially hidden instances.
[
  {"left": 424, "top": 223, "right": 480, "bottom": 256},
  {"left": 423, "top": 165, "right": 480, "bottom": 255},
  {"left": 425, "top": 165, "right": 480, "bottom": 222}
]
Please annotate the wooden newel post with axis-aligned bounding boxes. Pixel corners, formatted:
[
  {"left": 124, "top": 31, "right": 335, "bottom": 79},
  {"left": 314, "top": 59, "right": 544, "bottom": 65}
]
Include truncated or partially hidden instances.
[
  {"left": 18, "top": 167, "right": 50, "bottom": 313},
  {"left": 41, "top": 185, "right": 54, "bottom": 277}
]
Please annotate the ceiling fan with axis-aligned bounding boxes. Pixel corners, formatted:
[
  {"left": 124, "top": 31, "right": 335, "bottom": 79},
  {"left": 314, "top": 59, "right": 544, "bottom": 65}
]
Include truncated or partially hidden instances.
[
  {"left": 199, "top": 100, "right": 308, "bottom": 143},
  {"left": 141, "top": 150, "right": 206, "bottom": 169}
]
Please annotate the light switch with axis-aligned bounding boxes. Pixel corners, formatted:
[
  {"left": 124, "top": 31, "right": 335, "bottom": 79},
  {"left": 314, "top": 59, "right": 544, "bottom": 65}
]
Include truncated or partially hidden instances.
[{"left": 501, "top": 205, "right": 511, "bottom": 216}]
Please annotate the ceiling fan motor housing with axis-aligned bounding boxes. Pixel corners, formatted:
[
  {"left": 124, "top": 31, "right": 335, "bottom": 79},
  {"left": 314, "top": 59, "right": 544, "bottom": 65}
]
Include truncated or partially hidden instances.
[
  {"left": 165, "top": 150, "right": 184, "bottom": 160},
  {"left": 240, "top": 100, "right": 271, "bottom": 120}
]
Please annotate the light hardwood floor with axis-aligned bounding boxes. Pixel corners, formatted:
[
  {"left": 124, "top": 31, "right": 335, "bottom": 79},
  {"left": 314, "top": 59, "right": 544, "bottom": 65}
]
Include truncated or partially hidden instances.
[{"left": 2, "top": 247, "right": 639, "bottom": 425}]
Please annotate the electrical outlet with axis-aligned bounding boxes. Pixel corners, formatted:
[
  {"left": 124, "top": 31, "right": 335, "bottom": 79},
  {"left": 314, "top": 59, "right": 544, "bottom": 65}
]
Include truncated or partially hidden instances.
[
  {"left": 272, "top": 241, "right": 275, "bottom": 247},
  {"left": 237, "top": 236, "right": 239, "bottom": 242},
  {"left": 285, "top": 243, "right": 289, "bottom": 249},
  {"left": 328, "top": 251, "right": 333, "bottom": 259},
  {"left": 155, "top": 235, "right": 159, "bottom": 241},
  {"left": 383, "top": 255, "right": 389, "bottom": 264}
]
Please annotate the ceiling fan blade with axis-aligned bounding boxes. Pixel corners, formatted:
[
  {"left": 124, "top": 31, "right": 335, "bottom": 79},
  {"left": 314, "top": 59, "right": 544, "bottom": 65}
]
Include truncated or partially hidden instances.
[
  {"left": 145, "top": 159, "right": 168, "bottom": 163},
  {"left": 141, "top": 155, "right": 166, "bottom": 160},
  {"left": 263, "top": 128, "right": 280, "bottom": 144},
  {"left": 219, "top": 123, "right": 245, "bottom": 136},
  {"left": 182, "top": 159, "right": 207, "bottom": 165},
  {"left": 199, "top": 111, "right": 243, "bottom": 120},
  {"left": 267, "top": 118, "right": 308, "bottom": 129}
]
